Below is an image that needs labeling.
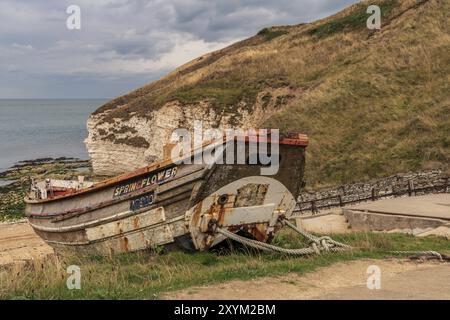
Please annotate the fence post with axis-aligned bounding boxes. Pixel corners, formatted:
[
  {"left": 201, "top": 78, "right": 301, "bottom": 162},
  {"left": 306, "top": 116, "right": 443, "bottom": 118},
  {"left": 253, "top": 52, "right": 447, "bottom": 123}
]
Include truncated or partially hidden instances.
[
  {"left": 408, "top": 180, "right": 414, "bottom": 197},
  {"left": 371, "top": 188, "right": 377, "bottom": 201},
  {"left": 311, "top": 201, "right": 317, "bottom": 214}
]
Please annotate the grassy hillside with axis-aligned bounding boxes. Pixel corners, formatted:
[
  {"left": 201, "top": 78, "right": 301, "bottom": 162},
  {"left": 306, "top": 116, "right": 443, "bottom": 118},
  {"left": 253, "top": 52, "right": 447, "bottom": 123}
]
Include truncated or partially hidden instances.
[{"left": 93, "top": 0, "right": 449, "bottom": 187}]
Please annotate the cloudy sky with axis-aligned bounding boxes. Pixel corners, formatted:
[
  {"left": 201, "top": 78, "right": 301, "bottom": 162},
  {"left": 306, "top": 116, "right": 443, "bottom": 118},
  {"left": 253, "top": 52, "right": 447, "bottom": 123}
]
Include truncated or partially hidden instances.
[{"left": 0, "top": 0, "right": 359, "bottom": 99}]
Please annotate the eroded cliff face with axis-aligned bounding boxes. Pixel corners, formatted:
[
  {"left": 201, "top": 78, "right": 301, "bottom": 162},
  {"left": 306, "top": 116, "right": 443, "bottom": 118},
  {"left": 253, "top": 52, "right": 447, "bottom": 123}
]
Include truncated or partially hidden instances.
[{"left": 86, "top": 87, "right": 298, "bottom": 175}]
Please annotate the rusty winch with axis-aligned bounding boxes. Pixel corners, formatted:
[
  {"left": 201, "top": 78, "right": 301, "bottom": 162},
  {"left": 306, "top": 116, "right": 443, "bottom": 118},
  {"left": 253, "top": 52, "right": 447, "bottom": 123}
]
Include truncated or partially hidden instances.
[{"left": 186, "top": 176, "right": 296, "bottom": 251}]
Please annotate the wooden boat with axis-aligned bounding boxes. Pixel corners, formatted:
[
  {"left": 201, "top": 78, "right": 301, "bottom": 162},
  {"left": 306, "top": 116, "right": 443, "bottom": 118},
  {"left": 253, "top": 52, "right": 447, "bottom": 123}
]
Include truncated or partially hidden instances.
[{"left": 25, "top": 131, "right": 308, "bottom": 255}]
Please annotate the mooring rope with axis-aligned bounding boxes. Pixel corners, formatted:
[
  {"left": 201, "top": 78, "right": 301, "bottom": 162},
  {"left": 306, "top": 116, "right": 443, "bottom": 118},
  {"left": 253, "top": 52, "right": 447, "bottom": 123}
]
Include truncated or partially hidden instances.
[
  {"left": 281, "top": 218, "right": 352, "bottom": 250},
  {"left": 216, "top": 218, "right": 447, "bottom": 261},
  {"left": 216, "top": 217, "right": 352, "bottom": 256}
]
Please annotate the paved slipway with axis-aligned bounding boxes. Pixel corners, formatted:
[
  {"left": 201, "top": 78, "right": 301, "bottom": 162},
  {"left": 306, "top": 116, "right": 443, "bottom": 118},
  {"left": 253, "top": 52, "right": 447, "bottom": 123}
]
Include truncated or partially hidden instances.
[
  {"left": 165, "top": 259, "right": 450, "bottom": 300},
  {"left": 0, "top": 221, "right": 54, "bottom": 268}
]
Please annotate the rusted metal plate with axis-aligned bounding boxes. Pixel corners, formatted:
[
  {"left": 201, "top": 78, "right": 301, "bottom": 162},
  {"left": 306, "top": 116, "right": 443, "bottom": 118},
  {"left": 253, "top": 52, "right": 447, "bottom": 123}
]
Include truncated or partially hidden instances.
[
  {"left": 221, "top": 204, "right": 276, "bottom": 227},
  {"left": 235, "top": 184, "right": 268, "bottom": 207},
  {"left": 85, "top": 207, "right": 166, "bottom": 241}
]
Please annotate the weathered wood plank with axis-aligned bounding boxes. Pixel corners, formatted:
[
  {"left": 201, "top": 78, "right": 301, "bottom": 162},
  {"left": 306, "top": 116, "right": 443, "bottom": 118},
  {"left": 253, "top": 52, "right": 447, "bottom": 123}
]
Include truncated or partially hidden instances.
[{"left": 85, "top": 207, "right": 166, "bottom": 241}]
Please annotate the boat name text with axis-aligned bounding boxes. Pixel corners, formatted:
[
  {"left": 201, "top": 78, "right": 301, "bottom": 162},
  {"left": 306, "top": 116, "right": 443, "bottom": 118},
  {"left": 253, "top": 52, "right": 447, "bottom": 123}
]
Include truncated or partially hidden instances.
[{"left": 113, "top": 166, "right": 178, "bottom": 198}]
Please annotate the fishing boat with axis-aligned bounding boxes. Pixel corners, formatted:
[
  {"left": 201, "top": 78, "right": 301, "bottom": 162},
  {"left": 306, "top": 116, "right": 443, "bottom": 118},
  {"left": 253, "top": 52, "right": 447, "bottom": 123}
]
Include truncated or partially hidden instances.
[{"left": 25, "top": 131, "right": 308, "bottom": 255}]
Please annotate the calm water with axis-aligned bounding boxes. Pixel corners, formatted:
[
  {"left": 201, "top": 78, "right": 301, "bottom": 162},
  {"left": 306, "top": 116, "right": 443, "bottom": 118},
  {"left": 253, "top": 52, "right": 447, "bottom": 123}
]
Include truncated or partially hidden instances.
[{"left": 0, "top": 99, "right": 107, "bottom": 172}]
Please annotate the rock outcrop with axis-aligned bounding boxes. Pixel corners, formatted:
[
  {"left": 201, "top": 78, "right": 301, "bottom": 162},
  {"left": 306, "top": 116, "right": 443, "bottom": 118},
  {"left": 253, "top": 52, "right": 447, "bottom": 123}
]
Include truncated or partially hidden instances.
[{"left": 86, "top": 87, "right": 299, "bottom": 175}]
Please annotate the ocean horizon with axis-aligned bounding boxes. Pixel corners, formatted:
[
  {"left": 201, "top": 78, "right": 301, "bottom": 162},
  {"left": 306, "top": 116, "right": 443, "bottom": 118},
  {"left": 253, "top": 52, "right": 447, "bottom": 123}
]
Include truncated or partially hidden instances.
[{"left": 0, "top": 99, "right": 108, "bottom": 172}]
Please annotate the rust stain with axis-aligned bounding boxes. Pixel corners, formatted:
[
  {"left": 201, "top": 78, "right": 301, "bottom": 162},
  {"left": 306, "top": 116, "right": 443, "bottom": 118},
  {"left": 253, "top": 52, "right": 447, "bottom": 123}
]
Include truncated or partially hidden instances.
[
  {"left": 133, "top": 216, "right": 140, "bottom": 230},
  {"left": 121, "top": 236, "right": 129, "bottom": 252},
  {"left": 191, "top": 201, "right": 203, "bottom": 227},
  {"left": 248, "top": 224, "right": 267, "bottom": 242}
]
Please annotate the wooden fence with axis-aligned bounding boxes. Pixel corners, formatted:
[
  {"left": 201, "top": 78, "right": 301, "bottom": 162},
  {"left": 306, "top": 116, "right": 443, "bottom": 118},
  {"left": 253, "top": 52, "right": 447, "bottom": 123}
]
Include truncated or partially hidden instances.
[{"left": 294, "top": 176, "right": 450, "bottom": 215}]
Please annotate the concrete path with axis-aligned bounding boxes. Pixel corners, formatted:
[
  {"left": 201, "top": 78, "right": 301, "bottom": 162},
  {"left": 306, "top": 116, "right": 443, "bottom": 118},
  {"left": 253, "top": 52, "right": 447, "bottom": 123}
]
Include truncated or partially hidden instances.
[
  {"left": 347, "top": 194, "right": 450, "bottom": 220},
  {"left": 296, "top": 213, "right": 350, "bottom": 234},
  {"left": 165, "top": 259, "right": 450, "bottom": 300},
  {"left": 320, "top": 263, "right": 450, "bottom": 300}
]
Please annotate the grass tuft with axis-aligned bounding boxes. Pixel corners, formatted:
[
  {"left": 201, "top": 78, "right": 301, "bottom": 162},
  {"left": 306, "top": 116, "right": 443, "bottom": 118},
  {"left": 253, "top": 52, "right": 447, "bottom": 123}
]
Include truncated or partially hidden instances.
[
  {"left": 257, "top": 27, "right": 289, "bottom": 41},
  {"left": 308, "top": 0, "right": 398, "bottom": 38}
]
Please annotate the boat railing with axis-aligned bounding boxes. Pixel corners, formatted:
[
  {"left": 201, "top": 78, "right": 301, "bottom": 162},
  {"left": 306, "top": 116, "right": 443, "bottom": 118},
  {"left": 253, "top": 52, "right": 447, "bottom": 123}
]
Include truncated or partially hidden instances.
[{"left": 28, "top": 177, "right": 94, "bottom": 200}]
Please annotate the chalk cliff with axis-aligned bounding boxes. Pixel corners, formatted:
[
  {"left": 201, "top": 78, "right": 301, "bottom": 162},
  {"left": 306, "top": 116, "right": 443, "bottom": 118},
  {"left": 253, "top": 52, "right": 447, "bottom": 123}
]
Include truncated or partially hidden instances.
[{"left": 86, "top": 85, "right": 299, "bottom": 175}]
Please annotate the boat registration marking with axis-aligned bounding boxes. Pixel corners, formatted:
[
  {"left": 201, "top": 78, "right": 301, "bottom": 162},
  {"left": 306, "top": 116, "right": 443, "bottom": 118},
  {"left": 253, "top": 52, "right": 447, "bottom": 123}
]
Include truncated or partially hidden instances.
[{"left": 130, "top": 191, "right": 155, "bottom": 211}]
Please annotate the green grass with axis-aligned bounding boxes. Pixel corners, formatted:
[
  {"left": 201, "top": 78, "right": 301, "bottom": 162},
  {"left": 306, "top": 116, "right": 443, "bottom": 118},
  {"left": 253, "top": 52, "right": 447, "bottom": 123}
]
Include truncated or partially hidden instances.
[
  {"left": 169, "top": 79, "right": 262, "bottom": 125},
  {"left": 0, "top": 201, "right": 25, "bottom": 222},
  {"left": 171, "top": 82, "right": 251, "bottom": 107},
  {"left": 257, "top": 28, "right": 289, "bottom": 41},
  {"left": 0, "top": 159, "right": 94, "bottom": 222},
  {"left": 308, "top": 0, "right": 398, "bottom": 38},
  {"left": 1, "top": 231, "right": 448, "bottom": 300}
]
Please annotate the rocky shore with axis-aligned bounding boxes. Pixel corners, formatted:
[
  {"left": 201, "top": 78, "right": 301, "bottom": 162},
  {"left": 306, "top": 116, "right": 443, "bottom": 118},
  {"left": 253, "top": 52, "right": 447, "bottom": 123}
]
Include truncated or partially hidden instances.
[{"left": 0, "top": 157, "right": 93, "bottom": 222}]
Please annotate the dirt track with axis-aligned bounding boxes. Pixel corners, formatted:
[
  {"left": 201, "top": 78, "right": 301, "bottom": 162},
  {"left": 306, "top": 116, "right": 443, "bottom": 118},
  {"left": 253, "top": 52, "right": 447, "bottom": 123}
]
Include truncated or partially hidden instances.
[
  {"left": 165, "top": 259, "right": 450, "bottom": 300},
  {"left": 0, "top": 221, "right": 54, "bottom": 267}
]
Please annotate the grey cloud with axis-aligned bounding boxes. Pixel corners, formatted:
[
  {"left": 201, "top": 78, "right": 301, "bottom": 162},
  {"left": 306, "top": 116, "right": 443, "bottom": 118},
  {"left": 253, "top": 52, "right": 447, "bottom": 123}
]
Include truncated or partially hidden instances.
[{"left": 0, "top": 0, "right": 359, "bottom": 98}]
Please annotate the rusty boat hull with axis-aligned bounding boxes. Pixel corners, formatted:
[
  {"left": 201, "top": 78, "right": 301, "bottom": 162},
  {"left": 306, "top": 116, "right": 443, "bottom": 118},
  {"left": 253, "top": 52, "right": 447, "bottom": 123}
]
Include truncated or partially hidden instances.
[{"left": 25, "top": 133, "right": 308, "bottom": 255}]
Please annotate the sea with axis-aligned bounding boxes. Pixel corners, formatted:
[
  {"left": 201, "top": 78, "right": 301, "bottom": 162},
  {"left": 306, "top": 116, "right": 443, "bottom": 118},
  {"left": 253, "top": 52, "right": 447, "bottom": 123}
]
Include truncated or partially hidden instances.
[{"left": 0, "top": 99, "right": 108, "bottom": 172}]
